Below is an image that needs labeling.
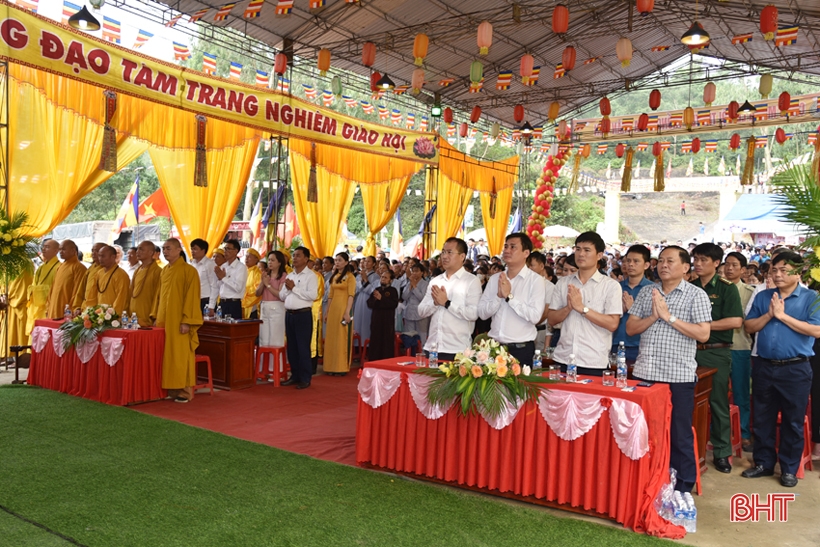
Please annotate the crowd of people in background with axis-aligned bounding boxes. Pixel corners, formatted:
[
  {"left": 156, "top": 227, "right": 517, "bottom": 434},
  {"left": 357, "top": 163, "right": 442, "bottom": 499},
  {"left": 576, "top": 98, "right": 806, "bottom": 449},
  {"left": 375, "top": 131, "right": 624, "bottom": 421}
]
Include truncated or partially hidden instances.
[{"left": 5, "top": 230, "right": 819, "bottom": 495}]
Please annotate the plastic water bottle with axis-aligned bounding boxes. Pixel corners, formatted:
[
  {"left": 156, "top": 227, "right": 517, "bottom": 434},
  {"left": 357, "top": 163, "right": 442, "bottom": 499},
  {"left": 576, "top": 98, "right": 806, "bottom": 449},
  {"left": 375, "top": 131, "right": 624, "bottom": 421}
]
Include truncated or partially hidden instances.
[
  {"left": 672, "top": 491, "right": 686, "bottom": 528},
  {"left": 216, "top": 305, "right": 223, "bottom": 322},
  {"left": 616, "top": 341, "right": 628, "bottom": 388},
  {"left": 567, "top": 353, "right": 577, "bottom": 383},
  {"left": 130, "top": 313, "right": 139, "bottom": 330},
  {"left": 683, "top": 492, "right": 697, "bottom": 533},
  {"left": 428, "top": 343, "right": 438, "bottom": 369},
  {"left": 532, "top": 349, "right": 542, "bottom": 371},
  {"left": 64, "top": 305, "right": 72, "bottom": 322},
  {"left": 203, "top": 305, "right": 209, "bottom": 320},
  {"left": 121, "top": 311, "right": 129, "bottom": 329}
]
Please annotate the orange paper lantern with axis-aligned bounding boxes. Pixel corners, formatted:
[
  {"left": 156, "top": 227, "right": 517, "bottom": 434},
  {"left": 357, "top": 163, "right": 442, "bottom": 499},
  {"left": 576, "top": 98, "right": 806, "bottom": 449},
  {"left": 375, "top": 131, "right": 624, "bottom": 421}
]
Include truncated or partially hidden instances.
[
  {"left": 552, "top": 4, "right": 569, "bottom": 34},
  {"left": 760, "top": 5, "right": 778, "bottom": 41},
  {"left": 637, "top": 113, "right": 649, "bottom": 131},
  {"left": 778, "top": 91, "right": 791, "bottom": 114},
  {"left": 477, "top": 21, "right": 493, "bottom": 55},
  {"left": 548, "top": 101, "right": 560, "bottom": 122},
  {"left": 274, "top": 53, "right": 288, "bottom": 75},
  {"left": 683, "top": 106, "right": 695, "bottom": 130},
  {"left": 775, "top": 128, "right": 786, "bottom": 145},
  {"left": 599, "top": 97, "right": 611, "bottom": 117},
  {"left": 514, "top": 104, "right": 525, "bottom": 123},
  {"left": 558, "top": 120, "right": 568, "bottom": 140},
  {"left": 649, "top": 89, "right": 661, "bottom": 111},
  {"left": 581, "top": 143, "right": 591, "bottom": 158},
  {"left": 636, "top": 0, "right": 654, "bottom": 16},
  {"left": 413, "top": 33, "right": 429, "bottom": 66},
  {"left": 470, "top": 106, "right": 482, "bottom": 124},
  {"left": 443, "top": 107, "right": 453, "bottom": 124},
  {"left": 562, "top": 46, "right": 576, "bottom": 72},
  {"left": 362, "top": 42, "right": 376, "bottom": 68},
  {"left": 729, "top": 133, "right": 741, "bottom": 150},
  {"left": 317, "top": 48, "right": 331, "bottom": 76}
]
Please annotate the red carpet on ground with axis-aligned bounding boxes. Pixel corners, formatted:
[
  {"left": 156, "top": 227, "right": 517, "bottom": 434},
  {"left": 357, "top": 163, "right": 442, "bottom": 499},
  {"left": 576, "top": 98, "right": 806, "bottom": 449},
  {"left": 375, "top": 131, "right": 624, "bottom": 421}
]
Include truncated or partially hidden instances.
[{"left": 134, "top": 371, "right": 361, "bottom": 466}]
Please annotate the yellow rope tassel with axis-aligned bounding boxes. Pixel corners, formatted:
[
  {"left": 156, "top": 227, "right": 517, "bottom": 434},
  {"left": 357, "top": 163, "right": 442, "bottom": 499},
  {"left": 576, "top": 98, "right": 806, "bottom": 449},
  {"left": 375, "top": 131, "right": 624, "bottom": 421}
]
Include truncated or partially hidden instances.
[
  {"left": 569, "top": 154, "right": 581, "bottom": 194},
  {"left": 653, "top": 151, "right": 665, "bottom": 192},
  {"left": 384, "top": 184, "right": 391, "bottom": 212},
  {"left": 812, "top": 138, "right": 820, "bottom": 185},
  {"left": 620, "top": 147, "right": 634, "bottom": 192},
  {"left": 194, "top": 115, "right": 208, "bottom": 187},
  {"left": 741, "top": 136, "right": 756, "bottom": 186},
  {"left": 307, "top": 142, "right": 318, "bottom": 202}
]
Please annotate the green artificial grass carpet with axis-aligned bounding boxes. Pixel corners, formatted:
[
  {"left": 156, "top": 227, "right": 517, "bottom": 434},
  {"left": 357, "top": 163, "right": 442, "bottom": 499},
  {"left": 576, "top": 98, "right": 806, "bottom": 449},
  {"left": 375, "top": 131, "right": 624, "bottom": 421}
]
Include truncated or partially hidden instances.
[{"left": 0, "top": 386, "right": 681, "bottom": 547}]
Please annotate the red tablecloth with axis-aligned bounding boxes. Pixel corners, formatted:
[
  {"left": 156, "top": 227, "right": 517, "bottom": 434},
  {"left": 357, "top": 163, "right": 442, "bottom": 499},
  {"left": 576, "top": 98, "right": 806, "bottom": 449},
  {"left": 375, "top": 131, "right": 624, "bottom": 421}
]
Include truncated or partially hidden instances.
[
  {"left": 28, "top": 319, "right": 166, "bottom": 406},
  {"left": 356, "top": 358, "right": 684, "bottom": 539}
]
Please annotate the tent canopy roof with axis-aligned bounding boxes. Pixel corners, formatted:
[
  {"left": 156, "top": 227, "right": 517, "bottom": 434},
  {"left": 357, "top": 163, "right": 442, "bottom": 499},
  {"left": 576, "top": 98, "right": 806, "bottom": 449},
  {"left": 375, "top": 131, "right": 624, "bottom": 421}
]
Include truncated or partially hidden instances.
[
  {"left": 159, "top": 1, "right": 820, "bottom": 125},
  {"left": 720, "top": 193, "right": 803, "bottom": 236}
]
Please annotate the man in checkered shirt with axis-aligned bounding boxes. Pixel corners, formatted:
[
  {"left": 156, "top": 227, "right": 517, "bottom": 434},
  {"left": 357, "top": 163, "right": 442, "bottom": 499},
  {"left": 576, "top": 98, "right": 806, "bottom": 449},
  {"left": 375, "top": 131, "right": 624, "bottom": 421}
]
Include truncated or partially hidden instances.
[{"left": 627, "top": 246, "right": 712, "bottom": 493}]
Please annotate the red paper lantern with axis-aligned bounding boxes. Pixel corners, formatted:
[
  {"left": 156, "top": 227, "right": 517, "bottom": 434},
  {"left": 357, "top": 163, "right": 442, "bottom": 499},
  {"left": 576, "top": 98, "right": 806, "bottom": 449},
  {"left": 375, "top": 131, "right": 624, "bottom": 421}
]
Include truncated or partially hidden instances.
[
  {"left": 729, "top": 133, "right": 741, "bottom": 150},
  {"left": 361, "top": 42, "right": 376, "bottom": 68},
  {"left": 691, "top": 138, "right": 701, "bottom": 154},
  {"left": 274, "top": 53, "right": 288, "bottom": 75},
  {"left": 778, "top": 91, "right": 791, "bottom": 114},
  {"left": 615, "top": 143, "right": 625, "bottom": 158},
  {"left": 514, "top": 104, "right": 525, "bottom": 123},
  {"left": 652, "top": 142, "right": 662, "bottom": 156},
  {"left": 459, "top": 123, "right": 468, "bottom": 138},
  {"left": 552, "top": 4, "right": 569, "bottom": 34},
  {"left": 562, "top": 46, "right": 576, "bottom": 72},
  {"left": 636, "top": 0, "right": 654, "bottom": 16},
  {"left": 649, "top": 89, "right": 661, "bottom": 111},
  {"left": 317, "top": 48, "right": 331, "bottom": 76},
  {"left": 760, "top": 5, "right": 778, "bottom": 41},
  {"left": 370, "top": 72, "right": 381, "bottom": 92},
  {"left": 727, "top": 100, "right": 739, "bottom": 122},
  {"left": 600, "top": 117, "right": 611, "bottom": 136},
  {"left": 637, "top": 113, "right": 649, "bottom": 131},
  {"left": 599, "top": 97, "right": 611, "bottom": 117},
  {"left": 443, "top": 107, "right": 453, "bottom": 124},
  {"left": 470, "top": 106, "right": 482, "bottom": 124},
  {"left": 703, "top": 82, "right": 716, "bottom": 107},
  {"left": 775, "top": 128, "right": 787, "bottom": 145},
  {"left": 520, "top": 54, "right": 534, "bottom": 83}
]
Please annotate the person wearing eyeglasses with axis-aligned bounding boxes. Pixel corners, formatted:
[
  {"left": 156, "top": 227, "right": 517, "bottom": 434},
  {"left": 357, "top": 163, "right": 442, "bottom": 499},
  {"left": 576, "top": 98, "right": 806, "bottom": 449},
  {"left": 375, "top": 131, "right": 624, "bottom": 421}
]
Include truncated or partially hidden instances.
[
  {"left": 214, "top": 239, "right": 247, "bottom": 321},
  {"left": 26, "top": 239, "right": 60, "bottom": 335},
  {"left": 417, "top": 237, "right": 482, "bottom": 361}
]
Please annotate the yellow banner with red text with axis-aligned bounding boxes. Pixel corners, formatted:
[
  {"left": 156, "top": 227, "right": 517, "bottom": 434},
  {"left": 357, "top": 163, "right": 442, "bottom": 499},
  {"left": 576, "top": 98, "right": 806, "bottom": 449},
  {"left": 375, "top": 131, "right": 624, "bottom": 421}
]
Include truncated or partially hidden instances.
[{"left": 0, "top": 3, "right": 439, "bottom": 163}]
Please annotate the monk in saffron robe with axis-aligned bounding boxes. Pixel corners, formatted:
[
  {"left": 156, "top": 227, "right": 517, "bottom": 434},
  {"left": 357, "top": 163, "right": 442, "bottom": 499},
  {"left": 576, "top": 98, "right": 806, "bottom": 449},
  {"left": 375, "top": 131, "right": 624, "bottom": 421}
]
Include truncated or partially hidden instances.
[
  {"left": 129, "top": 241, "right": 162, "bottom": 327},
  {"left": 74, "top": 242, "right": 105, "bottom": 310},
  {"left": 26, "top": 239, "right": 60, "bottom": 336},
  {"left": 152, "top": 238, "right": 202, "bottom": 403},
  {"left": 84, "top": 245, "right": 130, "bottom": 314},
  {"left": 46, "top": 240, "right": 87, "bottom": 319},
  {"left": 1, "top": 265, "right": 33, "bottom": 358},
  {"left": 242, "top": 249, "right": 262, "bottom": 319}
]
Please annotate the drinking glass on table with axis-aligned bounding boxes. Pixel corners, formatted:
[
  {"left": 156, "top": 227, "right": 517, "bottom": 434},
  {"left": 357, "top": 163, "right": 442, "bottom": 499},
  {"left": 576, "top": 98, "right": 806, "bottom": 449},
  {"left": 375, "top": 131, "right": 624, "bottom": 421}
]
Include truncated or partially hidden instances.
[
  {"left": 602, "top": 370, "right": 615, "bottom": 387},
  {"left": 415, "top": 353, "right": 425, "bottom": 368}
]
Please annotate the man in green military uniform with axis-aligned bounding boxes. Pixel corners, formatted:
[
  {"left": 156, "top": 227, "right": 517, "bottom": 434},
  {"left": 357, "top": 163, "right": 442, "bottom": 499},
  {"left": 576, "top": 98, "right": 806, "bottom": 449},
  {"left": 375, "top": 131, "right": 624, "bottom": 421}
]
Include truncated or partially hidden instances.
[{"left": 691, "top": 243, "right": 743, "bottom": 474}]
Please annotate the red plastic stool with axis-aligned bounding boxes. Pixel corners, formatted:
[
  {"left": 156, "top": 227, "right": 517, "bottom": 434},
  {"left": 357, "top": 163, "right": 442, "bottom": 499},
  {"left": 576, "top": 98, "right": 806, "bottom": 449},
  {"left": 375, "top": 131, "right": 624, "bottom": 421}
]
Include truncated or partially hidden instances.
[
  {"left": 361, "top": 338, "right": 370, "bottom": 365},
  {"left": 352, "top": 333, "right": 363, "bottom": 360},
  {"left": 194, "top": 355, "right": 215, "bottom": 396},
  {"left": 797, "top": 416, "right": 814, "bottom": 479},
  {"left": 692, "top": 426, "right": 702, "bottom": 496},
  {"left": 256, "top": 346, "right": 289, "bottom": 387},
  {"left": 730, "top": 404, "right": 742, "bottom": 458}
]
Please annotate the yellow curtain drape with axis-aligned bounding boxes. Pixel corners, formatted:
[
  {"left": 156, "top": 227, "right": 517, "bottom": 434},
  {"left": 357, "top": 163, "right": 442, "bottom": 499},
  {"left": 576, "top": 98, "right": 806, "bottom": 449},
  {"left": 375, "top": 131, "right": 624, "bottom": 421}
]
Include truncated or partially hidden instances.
[
  {"left": 479, "top": 187, "right": 514, "bottom": 257},
  {"left": 290, "top": 149, "right": 357, "bottom": 258},
  {"left": 289, "top": 139, "right": 422, "bottom": 257},
  {"left": 2, "top": 65, "right": 148, "bottom": 236},
  {"left": 431, "top": 140, "right": 519, "bottom": 255},
  {"left": 148, "top": 119, "right": 261, "bottom": 253}
]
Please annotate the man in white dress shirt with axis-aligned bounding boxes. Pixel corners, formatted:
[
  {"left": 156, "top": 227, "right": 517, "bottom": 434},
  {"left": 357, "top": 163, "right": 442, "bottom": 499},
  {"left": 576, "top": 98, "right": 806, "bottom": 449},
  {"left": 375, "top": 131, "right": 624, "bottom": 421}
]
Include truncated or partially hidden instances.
[
  {"left": 279, "top": 247, "right": 319, "bottom": 389},
  {"left": 527, "top": 251, "right": 556, "bottom": 351},
  {"left": 123, "top": 247, "right": 140, "bottom": 280},
  {"left": 478, "top": 233, "right": 547, "bottom": 365},
  {"left": 417, "top": 237, "right": 482, "bottom": 361},
  {"left": 214, "top": 239, "right": 247, "bottom": 320},
  {"left": 190, "top": 238, "right": 219, "bottom": 316},
  {"left": 548, "top": 231, "right": 622, "bottom": 376}
]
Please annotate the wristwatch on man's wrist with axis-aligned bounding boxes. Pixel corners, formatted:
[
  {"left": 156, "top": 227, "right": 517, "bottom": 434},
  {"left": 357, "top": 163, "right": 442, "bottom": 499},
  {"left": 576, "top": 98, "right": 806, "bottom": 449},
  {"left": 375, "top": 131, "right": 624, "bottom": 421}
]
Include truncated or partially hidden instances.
[
  {"left": 505, "top": 294, "right": 513, "bottom": 302},
  {"left": 582, "top": 306, "right": 589, "bottom": 315},
  {"left": 668, "top": 316, "right": 677, "bottom": 324},
  {"left": 444, "top": 300, "right": 452, "bottom": 309}
]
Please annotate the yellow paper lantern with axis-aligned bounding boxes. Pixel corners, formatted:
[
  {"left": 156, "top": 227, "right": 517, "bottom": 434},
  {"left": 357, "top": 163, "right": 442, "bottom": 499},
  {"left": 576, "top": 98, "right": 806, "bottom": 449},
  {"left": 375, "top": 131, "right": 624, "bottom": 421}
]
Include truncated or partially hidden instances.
[
  {"left": 548, "top": 101, "right": 560, "bottom": 123},
  {"left": 683, "top": 106, "right": 695, "bottom": 130},
  {"left": 616, "top": 37, "right": 633, "bottom": 68},
  {"left": 759, "top": 73, "right": 773, "bottom": 99}
]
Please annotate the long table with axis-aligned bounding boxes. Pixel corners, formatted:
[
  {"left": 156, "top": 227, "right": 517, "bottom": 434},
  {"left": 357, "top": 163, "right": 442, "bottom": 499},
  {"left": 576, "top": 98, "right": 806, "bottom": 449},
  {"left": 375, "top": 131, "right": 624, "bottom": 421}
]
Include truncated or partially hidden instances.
[
  {"left": 356, "top": 358, "right": 685, "bottom": 539},
  {"left": 27, "top": 319, "right": 166, "bottom": 406}
]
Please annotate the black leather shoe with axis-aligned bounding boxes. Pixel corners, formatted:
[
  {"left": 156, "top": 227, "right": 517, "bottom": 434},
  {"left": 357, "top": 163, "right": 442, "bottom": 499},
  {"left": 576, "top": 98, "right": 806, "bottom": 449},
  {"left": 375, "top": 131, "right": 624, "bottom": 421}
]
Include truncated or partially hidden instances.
[
  {"left": 780, "top": 473, "right": 798, "bottom": 487},
  {"left": 714, "top": 457, "right": 732, "bottom": 473},
  {"left": 296, "top": 382, "right": 311, "bottom": 390},
  {"left": 281, "top": 378, "right": 298, "bottom": 386},
  {"left": 741, "top": 465, "right": 775, "bottom": 478}
]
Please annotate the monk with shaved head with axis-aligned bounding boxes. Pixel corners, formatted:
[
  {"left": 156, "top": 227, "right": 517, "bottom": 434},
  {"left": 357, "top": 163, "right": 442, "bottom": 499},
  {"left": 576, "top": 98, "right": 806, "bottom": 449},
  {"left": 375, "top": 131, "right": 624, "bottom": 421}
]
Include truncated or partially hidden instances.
[
  {"left": 74, "top": 241, "right": 106, "bottom": 309},
  {"left": 151, "top": 238, "right": 203, "bottom": 403},
  {"left": 129, "top": 241, "right": 162, "bottom": 327},
  {"left": 26, "top": 238, "right": 60, "bottom": 335},
  {"left": 83, "top": 244, "right": 130, "bottom": 313},
  {"left": 46, "top": 239, "right": 88, "bottom": 319}
]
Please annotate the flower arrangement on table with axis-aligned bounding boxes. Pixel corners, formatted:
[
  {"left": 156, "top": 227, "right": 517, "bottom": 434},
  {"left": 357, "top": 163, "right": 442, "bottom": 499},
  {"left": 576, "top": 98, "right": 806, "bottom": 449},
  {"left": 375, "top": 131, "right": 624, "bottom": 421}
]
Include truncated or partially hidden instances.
[
  {"left": 0, "top": 209, "right": 39, "bottom": 283},
  {"left": 58, "top": 304, "right": 122, "bottom": 350},
  {"left": 415, "top": 338, "right": 553, "bottom": 418}
]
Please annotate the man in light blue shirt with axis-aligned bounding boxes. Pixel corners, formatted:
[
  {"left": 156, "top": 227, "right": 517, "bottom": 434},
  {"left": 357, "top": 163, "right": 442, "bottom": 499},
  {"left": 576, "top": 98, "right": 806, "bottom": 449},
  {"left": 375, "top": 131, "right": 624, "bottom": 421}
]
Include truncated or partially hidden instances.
[{"left": 612, "top": 245, "right": 653, "bottom": 363}]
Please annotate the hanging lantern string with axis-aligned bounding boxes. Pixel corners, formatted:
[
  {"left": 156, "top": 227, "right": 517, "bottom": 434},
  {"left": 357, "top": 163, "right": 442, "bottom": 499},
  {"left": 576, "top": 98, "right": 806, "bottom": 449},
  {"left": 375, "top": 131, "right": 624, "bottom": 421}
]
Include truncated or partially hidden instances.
[{"left": 572, "top": 127, "right": 820, "bottom": 150}]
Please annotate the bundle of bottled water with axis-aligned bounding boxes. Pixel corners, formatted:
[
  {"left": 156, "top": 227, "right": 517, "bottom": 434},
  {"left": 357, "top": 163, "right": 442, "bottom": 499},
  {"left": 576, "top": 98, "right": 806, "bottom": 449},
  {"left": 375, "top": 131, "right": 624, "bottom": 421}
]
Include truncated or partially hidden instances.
[{"left": 654, "top": 468, "right": 697, "bottom": 533}]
